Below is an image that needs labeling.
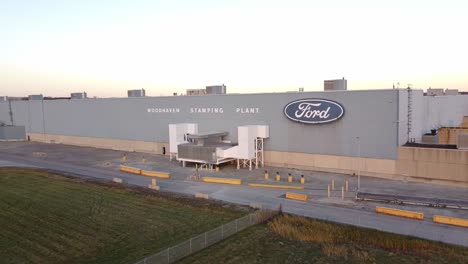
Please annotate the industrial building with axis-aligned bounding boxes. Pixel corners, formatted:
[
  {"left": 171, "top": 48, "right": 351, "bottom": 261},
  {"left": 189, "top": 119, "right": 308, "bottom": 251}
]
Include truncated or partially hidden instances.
[{"left": 1, "top": 88, "right": 467, "bottom": 184}]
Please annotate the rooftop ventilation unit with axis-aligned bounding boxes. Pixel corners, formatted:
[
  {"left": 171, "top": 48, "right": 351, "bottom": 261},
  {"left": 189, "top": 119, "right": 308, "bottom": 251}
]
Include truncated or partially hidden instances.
[
  {"left": 128, "top": 89, "right": 146, "bottom": 97},
  {"left": 426, "top": 88, "right": 444, "bottom": 96},
  {"left": 186, "top": 89, "right": 206, "bottom": 96},
  {"left": 206, "top": 84, "right": 226, "bottom": 94},
  {"left": 71, "top": 92, "right": 87, "bottom": 99},
  {"left": 324, "top": 78, "right": 347, "bottom": 91},
  {"left": 28, "top": 94, "right": 43, "bottom": 100},
  {"left": 445, "top": 89, "right": 459, "bottom": 95}
]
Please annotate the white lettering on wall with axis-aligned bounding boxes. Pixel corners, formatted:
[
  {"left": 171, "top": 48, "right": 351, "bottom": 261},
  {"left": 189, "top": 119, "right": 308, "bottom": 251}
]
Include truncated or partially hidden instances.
[
  {"left": 236, "top": 107, "right": 260, "bottom": 114},
  {"left": 147, "top": 108, "right": 180, "bottom": 113},
  {"left": 294, "top": 103, "right": 330, "bottom": 119},
  {"left": 190, "top": 107, "right": 224, "bottom": 114}
]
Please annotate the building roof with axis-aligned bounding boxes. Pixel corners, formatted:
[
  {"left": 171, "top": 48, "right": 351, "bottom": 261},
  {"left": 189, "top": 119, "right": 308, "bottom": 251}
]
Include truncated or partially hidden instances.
[{"left": 187, "top": 131, "right": 228, "bottom": 139}]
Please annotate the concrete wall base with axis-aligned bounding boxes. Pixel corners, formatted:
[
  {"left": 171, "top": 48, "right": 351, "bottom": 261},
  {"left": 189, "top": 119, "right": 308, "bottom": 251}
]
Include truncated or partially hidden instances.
[{"left": 28, "top": 133, "right": 169, "bottom": 155}]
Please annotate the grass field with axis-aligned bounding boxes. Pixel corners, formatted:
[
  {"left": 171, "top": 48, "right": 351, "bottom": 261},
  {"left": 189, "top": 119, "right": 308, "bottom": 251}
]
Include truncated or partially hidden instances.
[
  {"left": 179, "top": 214, "right": 468, "bottom": 264},
  {"left": 0, "top": 168, "right": 246, "bottom": 264}
]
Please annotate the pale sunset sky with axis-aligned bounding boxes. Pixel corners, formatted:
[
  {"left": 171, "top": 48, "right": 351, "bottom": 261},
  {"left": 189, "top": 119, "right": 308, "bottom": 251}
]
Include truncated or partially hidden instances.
[{"left": 1, "top": 0, "right": 467, "bottom": 97}]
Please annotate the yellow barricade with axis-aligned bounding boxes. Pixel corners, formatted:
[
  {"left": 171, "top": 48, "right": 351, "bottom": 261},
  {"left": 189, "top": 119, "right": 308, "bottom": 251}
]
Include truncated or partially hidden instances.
[
  {"left": 141, "top": 170, "right": 171, "bottom": 179},
  {"left": 433, "top": 215, "right": 468, "bottom": 227},
  {"left": 202, "top": 177, "right": 242, "bottom": 185},
  {"left": 119, "top": 165, "right": 141, "bottom": 175},
  {"left": 286, "top": 192, "right": 308, "bottom": 201},
  {"left": 248, "top": 183, "right": 304, "bottom": 190},
  {"left": 375, "top": 206, "right": 424, "bottom": 220}
]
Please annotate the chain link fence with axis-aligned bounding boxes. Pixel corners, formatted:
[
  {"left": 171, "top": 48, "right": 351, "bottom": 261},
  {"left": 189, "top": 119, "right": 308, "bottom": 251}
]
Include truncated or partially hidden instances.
[{"left": 135, "top": 208, "right": 279, "bottom": 264}]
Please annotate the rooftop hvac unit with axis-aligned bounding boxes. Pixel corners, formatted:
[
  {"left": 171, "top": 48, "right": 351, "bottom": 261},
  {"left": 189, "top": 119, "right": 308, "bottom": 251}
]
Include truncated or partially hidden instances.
[
  {"left": 457, "top": 134, "right": 468, "bottom": 149},
  {"left": 324, "top": 78, "right": 347, "bottom": 91},
  {"left": 71, "top": 92, "right": 87, "bottom": 99},
  {"left": 206, "top": 85, "right": 226, "bottom": 94},
  {"left": 128, "top": 89, "right": 146, "bottom": 97},
  {"left": 426, "top": 88, "right": 444, "bottom": 96},
  {"left": 28, "top": 94, "right": 43, "bottom": 100},
  {"left": 445, "top": 89, "right": 459, "bottom": 95}
]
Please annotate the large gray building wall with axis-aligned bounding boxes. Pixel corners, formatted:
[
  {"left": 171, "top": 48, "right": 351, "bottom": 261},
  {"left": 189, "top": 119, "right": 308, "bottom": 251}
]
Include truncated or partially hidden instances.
[{"left": 0, "top": 90, "right": 401, "bottom": 159}]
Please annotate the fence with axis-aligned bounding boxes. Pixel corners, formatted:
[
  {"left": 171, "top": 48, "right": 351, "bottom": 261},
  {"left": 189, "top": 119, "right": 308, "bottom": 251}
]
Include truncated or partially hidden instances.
[{"left": 135, "top": 209, "right": 279, "bottom": 264}]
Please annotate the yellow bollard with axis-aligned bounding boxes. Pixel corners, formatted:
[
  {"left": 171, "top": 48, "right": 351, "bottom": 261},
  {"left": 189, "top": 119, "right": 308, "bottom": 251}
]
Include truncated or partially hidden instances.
[
  {"left": 288, "top": 173, "right": 292, "bottom": 183},
  {"left": 332, "top": 179, "right": 335, "bottom": 191},
  {"left": 341, "top": 186, "right": 344, "bottom": 200},
  {"left": 327, "top": 184, "right": 330, "bottom": 198},
  {"left": 345, "top": 180, "right": 348, "bottom": 192},
  {"left": 152, "top": 179, "right": 157, "bottom": 186},
  {"left": 122, "top": 154, "right": 127, "bottom": 161},
  {"left": 142, "top": 158, "right": 146, "bottom": 163},
  {"left": 300, "top": 175, "right": 305, "bottom": 184},
  {"left": 264, "top": 170, "right": 269, "bottom": 180},
  {"left": 276, "top": 172, "right": 280, "bottom": 181},
  {"left": 216, "top": 166, "right": 220, "bottom": 172}
]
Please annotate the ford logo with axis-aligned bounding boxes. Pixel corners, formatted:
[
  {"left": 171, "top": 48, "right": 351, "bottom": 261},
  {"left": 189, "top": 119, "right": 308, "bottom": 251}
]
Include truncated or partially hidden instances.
[{"left": 284, "top": 99, "right": 345, "bottom": 124}]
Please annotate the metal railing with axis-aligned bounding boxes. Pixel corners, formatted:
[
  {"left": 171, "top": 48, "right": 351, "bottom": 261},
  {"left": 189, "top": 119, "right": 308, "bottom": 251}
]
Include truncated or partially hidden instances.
[{"left": 135, "top": 209, "right": 279, "bottom": 264}]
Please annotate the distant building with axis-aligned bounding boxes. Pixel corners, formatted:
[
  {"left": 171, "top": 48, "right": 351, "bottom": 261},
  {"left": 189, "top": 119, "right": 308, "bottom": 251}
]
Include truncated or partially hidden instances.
[{"left": 324, "top": 78, "right": 347, "bottom": 91}]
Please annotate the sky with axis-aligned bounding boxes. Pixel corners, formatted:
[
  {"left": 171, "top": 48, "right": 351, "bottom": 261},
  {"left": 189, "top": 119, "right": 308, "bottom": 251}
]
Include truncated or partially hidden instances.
[{"left": 1, "top": 0, "right": 468, "bottom": 97}]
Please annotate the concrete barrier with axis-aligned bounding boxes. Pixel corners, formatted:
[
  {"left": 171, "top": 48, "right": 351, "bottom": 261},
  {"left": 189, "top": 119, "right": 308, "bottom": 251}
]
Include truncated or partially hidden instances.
[
  {"left": 147, "top": 184, "right": 160, "bottom": 190},
  {"left": 433, "top": 215, "right": 468, "bottom": 227},
  {"left": 195, "top": 192, "right": 209, "bottom": 199},
  {"left": 112, "top": 177, "right": 123, "bottom": 184},
  {"left": 248, "top": 183, "right": 304, "bottom": 190},
  {"left": 141, "top": 169, "right": 171, "bottom": 179},
  {"left": 249, "top": 202, "right": 263, "bottom": 209},
  {"left": 375, "top": 206, "right": 424, "bottom": 220},
  {"left": 202, "top": 177, "right": 242, "bottom": 185},
  {"left": 286, "top": 192, "right": 308, "bottom": 201},
  {"left": 119, "top": 165, "right": 141, "bottom": 175}
]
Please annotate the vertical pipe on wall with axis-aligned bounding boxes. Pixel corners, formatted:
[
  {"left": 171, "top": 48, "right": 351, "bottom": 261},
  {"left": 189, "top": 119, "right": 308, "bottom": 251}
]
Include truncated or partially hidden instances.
[
  {"left": 27, "top": 100, "right": 32, "bottom": 134},
  {"left": 41, "top": 99, "right": 46, "bottom": 142},
  {"left": 8, "top": 99, "right": 14, "bottom": 125},
  {"left": 396, "top": 90, "right": 400, "bottom": 147}
]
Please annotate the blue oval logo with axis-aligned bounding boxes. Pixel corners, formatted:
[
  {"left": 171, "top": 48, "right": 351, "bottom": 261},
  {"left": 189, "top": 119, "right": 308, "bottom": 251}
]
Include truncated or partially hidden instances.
[{"left": 284, "top": 99, "right": 345, "bottom": 124}]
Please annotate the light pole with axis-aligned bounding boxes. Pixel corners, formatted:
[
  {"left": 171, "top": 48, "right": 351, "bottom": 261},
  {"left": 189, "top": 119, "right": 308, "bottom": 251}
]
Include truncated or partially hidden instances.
[{"left": 357, "top": 136, "right": 361, "bottom": 191}]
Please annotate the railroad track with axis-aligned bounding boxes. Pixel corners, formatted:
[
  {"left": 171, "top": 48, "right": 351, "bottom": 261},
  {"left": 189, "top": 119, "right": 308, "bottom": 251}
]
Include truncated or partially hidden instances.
[{"left": 356, "top": 192, "right": 468, "bottom": 210}]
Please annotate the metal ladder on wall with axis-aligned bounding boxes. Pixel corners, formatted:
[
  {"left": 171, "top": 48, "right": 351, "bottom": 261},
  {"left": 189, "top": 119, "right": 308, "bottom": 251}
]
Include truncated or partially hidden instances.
[{"left": 407, "top": 86, "right": 414, "bottom": 142}]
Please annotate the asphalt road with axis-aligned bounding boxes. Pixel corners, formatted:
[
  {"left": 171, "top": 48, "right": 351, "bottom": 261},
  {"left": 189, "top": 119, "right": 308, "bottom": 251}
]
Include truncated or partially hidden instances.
[{"left": 0, "top": 151, "right": 467, "bottom": 248}]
